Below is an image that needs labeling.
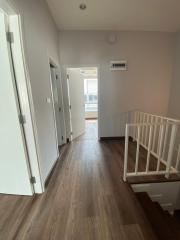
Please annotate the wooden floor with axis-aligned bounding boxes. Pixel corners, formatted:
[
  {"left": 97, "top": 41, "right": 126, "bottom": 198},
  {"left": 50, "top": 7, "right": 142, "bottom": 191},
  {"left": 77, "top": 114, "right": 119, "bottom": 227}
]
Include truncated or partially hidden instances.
[{"left": 0, "top": 120, "right": 158, "bottom": 240}]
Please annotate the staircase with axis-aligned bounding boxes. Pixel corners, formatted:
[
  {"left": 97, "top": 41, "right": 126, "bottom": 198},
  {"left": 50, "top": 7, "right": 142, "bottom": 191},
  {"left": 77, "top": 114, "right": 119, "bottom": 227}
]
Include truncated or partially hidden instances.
[
  {"left": 136, "top": 192, "right": 180, "bottom": 240},
  {"left": 122, "top": 111, "right": 180, "bottom": 239}
]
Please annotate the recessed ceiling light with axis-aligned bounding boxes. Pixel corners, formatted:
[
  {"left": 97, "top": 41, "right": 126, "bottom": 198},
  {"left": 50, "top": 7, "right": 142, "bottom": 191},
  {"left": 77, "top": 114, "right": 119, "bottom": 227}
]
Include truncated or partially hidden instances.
[{"left": 79, "top": 3, "right": 87, "bottom": 10}]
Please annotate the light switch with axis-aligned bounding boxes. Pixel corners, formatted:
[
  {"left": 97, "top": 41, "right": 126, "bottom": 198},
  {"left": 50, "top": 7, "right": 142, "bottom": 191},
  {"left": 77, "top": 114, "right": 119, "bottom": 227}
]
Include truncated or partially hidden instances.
[{"left": 46, "top": 98, "right": 51, "bottom": 103}]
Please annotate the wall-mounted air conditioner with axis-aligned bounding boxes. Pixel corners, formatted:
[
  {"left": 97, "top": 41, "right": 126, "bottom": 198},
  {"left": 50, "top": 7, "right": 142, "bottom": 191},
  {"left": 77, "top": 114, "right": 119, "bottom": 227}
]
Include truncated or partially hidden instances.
[{"left": 110, "top": 61, "right": 128, "bottom": 71}]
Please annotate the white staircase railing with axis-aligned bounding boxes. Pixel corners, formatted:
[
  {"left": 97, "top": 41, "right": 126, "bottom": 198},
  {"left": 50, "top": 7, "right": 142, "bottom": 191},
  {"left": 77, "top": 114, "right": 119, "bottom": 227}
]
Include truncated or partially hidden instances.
[{"left": 123, "top": 111, "right": 180, "bottom": 181}]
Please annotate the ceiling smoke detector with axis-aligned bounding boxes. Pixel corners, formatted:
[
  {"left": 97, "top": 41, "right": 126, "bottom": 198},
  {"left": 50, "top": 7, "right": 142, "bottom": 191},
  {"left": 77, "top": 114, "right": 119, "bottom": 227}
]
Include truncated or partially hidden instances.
[
  {"left": 79, "top": 3, "right": 87, "bottom": 10},
  {"left": 107, "top": 33, "right": 118, "bottom": 44}
]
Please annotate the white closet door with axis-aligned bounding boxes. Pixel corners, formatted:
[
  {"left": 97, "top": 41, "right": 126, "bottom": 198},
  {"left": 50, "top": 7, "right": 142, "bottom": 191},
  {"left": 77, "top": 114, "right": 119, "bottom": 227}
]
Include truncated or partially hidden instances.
[
  {"left": 67, "top": 68, "right": 85, "bottom": 140},
  {"left": 0, "top": 12, "right": 33, "bottom": 195}
]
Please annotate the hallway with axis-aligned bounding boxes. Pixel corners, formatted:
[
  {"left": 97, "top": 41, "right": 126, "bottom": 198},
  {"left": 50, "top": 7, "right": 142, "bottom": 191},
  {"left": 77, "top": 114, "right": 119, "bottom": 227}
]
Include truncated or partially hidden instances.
[{"left": 0, "top": 122, "right": 157, "bottom": 240}]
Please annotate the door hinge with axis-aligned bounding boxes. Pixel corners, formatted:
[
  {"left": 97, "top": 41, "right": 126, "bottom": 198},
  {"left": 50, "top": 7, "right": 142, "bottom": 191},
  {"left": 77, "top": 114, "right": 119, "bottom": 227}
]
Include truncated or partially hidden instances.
[
  {"left": 30, "top": 176, "right": 36, "bottom": 184},
  {"left": 19, "top": 114, "right": 26, "bottom": 125},
  {"left": 56, "top": 74, "right": 58, "bottom": 80},
  {"left": 62, "top": 136, "right": 64, "bottom": 140},
  {"left": 70, "top": 132, "right": 73, "bottom": 135},
  {"left": 67, "top": 74, "right": 69, "bottom": 79},
  {"left": 59, "top": 107, "right": 61, "bottom": 112},
  {"left": 6, "top": 32, "right": 14, "bottom": 43},
  {"left": 69, "top": 105, "right": 71, "bottom": 110}
]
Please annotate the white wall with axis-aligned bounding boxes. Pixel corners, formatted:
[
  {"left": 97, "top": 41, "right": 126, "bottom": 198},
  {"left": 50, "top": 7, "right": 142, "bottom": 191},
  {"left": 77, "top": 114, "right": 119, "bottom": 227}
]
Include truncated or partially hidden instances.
[
  {"left": 168, "top": 31, "right": 180, "bottom": 119},
  {"left": 59, "top": 31, "right": 175, "bottom": 138},
  {"left": 8, "top": 0, "right": 60, "bottom": 184}
]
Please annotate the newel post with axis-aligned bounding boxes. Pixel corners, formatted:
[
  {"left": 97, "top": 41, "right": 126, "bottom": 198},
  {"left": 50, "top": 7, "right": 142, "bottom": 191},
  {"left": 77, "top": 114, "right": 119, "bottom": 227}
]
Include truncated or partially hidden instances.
[{"left": 165, "top": 123, "right": 178, "bottom": 178}]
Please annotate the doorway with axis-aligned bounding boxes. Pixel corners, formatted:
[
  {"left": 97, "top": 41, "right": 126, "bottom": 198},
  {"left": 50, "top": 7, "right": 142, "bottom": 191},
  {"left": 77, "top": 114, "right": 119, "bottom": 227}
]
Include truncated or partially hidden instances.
[
  {"left": 49, "top": 63, "right": 65, "bottom": 149},
  {"left": 67, "top": 67, "right": 98, "bottom": 141}
]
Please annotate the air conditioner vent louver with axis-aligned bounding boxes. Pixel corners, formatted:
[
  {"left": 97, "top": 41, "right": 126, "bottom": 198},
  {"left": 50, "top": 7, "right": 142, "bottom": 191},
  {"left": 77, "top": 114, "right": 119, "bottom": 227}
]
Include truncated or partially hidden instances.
[{"left": 110, "top": 61, "right": 128, "bottom": 71}]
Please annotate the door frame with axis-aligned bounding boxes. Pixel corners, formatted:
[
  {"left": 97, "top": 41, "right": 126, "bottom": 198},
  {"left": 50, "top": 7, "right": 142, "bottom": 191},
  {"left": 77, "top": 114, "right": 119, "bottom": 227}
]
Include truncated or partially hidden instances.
[
  {"left": 65, "top": 65, "right": 100, "bottom": 140},
  {"left": 48, "top": 58, "right": 60, "bottom": 159},
  {"left": 49, "top": 60, "right": 66, "bottom": 147},
  {"left": 0, "top": 1, "right": 44, "bottom": 193}
]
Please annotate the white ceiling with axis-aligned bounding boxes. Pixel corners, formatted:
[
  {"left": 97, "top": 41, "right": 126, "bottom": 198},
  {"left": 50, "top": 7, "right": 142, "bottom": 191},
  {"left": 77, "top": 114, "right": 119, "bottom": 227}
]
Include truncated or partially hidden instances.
[{"left": 47, "top": 0, "right": 180, "bottom": 32}]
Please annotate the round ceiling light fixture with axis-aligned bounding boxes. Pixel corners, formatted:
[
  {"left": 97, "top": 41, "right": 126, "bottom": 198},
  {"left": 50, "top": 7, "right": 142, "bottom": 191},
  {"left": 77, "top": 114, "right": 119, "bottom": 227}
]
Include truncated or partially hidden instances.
[{"left": 79, "top": 3, "right": 87, "bottom": 10}]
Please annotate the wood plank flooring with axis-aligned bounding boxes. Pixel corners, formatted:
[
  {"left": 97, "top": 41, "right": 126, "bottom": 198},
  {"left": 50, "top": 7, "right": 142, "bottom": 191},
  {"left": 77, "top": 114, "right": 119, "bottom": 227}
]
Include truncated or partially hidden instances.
[{"left": 0, "top": 120, "right": 158, "bottom": 240}]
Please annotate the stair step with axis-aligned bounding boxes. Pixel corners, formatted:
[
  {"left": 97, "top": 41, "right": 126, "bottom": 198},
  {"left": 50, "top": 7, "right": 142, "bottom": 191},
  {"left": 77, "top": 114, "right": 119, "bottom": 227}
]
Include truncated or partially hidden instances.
[
  {"left": 164, "top": 210, "right": 171, "bottom": 217},
  {"left": 136, "top": 192, "right": 179, "bottom": 240},
  {"left": 154, "top": 202, "right": 180, "bottom": 238},
  {"left": 174, "top": 210, "right": 180, "bottom": 223},
  {"left": 154, "top": 202, "right": 163, "bottom": 212}
]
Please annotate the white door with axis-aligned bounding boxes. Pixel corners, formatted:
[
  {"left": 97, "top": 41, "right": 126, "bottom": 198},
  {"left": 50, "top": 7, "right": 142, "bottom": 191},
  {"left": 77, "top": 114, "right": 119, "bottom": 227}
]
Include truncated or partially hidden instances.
[
  {"left": 50, "top": 67, "right": 63, "bottom": 146},
  {"left": 55, "top": 68, "right": 65, "bottom": 145},
  {"left": 0, "top": 12, "right": 33, "bottom": 195},
  {"left": 67, "top": 68, "right": 85, "bottom": 140}
]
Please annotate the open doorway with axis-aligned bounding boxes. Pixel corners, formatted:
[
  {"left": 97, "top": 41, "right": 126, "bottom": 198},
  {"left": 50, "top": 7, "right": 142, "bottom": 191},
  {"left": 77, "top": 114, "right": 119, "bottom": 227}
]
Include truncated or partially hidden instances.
[
  {"left": 67, "top": 67, "right": 98, "bottom": 141},
  {"left": 82, "top": 68, "right": 98, "bottom": 140}
]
